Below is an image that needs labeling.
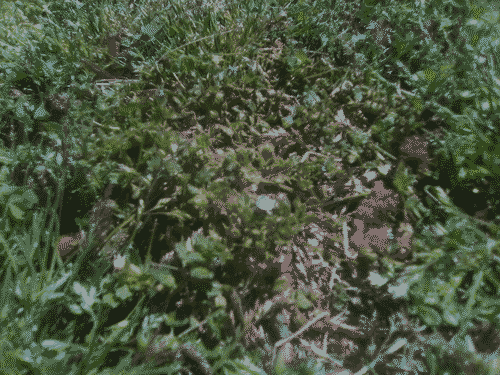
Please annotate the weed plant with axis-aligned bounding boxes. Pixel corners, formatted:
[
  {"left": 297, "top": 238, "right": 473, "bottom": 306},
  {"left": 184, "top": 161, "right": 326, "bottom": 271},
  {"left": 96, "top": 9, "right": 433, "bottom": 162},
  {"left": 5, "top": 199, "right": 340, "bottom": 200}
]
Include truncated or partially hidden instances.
[{"left": 2, "top": 0, "right": 500, "bottom": 374}]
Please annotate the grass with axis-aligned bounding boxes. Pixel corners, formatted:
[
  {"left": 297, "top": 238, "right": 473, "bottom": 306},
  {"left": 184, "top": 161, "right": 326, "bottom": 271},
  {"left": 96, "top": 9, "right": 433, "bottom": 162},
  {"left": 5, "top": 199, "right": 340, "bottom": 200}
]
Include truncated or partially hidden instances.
[{"left": 2, "top": 0, "right": 500, "bottom": 373}]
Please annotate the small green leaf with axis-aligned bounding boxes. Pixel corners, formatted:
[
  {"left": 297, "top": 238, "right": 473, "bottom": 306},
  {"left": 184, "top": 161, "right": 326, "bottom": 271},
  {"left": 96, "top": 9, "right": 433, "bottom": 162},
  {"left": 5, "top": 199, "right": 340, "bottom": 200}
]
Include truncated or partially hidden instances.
[
  {"left": 149, "top": 269, "right": 177, "bottom": 290},
  {"left": 105, "top": 320, "right": 130, "bottom": 345},
  {"left": 295, "top": 290, "right": 313, "bottom": 310},
  {"left": 8, "top": 202, "right": 24, "bottom": 221},
  {"left": 102, "top": 293, "right": 120, "bottom": 308},
  {"left": 166, "top": 208, "right": 192, "bottom": 222},
  {"left": 274, "top": 274, "right": 293, "bottom": 293},
  {"left": 147, "top": 156, "right": 162, "bottom": 171},
  {"left": 153, "top": 332, "right": 179, "bottom": 352},
  {"left": 21, "top": 189, "right": 38, "bottom": 206},
  {"left": 34, "top": 103, "right": 50, "bottom": 119},
  {"left": 433, "top": 186, "right": 453, "bottom": 206},
  {"left": 152, "top": 198, "right": 172, "bottom": 210},
  {"left": 40, "top": 340, "right": 70, "bottom": 351},
  {"left": 393, "top": 161, "right": 414, "bottom": 195},
  {"left": 189, "top": 193, "right": 208, "bottom": 207},
  {"left": 69, "top": 304, "right": 83, "bottom": 314},
  {"left": 215, "top": 295, "right": 226, "bottom": 308},
  {"left": 353, "top": 87, "right": 364, "bottom": 102},
  {"left": 412, "top": 304, "right": 442, "bottom": 326},
  {"left": 348, "top": 149, "right": 359, "bottom": 164},
  {"left": 115, "top": 285, "right": 133, "bottom": 300},
  {"left": 175, "top": 240, "right": 205, "bottom": 266},
  {"left": 131, "top": 184, "right": 141, "bottom": 199},
  {"left": 368, "top": 271, "right": 389, "bottom": 287},
  {"left": 443, "top": 307, "right": 460, "bottom": 326},
  {"left": 190, "top": 267, "right": 213, "bottom": 279},
  {"left": 424, "top": 68, "right": 436, "bottom": 82},
  {"left": 0, "top": 233, "right": 9, "bottom": 251}
]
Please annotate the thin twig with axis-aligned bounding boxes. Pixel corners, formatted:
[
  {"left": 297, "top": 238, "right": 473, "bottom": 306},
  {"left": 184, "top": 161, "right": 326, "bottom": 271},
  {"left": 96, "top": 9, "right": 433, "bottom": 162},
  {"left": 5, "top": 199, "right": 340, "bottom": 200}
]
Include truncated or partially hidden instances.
[{"left": 274, "top": 311, "right": 329, "bottom": 349}]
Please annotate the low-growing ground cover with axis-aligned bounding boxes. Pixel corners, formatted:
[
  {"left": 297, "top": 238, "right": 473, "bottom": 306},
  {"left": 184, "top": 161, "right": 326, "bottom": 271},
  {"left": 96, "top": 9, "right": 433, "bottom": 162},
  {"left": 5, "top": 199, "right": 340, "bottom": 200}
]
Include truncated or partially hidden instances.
[{"left": 2, "top": 0, "right": 500, "bottom": 374}]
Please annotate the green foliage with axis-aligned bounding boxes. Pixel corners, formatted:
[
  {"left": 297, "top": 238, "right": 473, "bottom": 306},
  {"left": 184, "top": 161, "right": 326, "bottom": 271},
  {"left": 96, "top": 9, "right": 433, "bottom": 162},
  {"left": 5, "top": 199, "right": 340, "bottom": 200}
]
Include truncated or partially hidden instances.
[{"left": 3, "top": 0, "right": 500, "bottom": 373}]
